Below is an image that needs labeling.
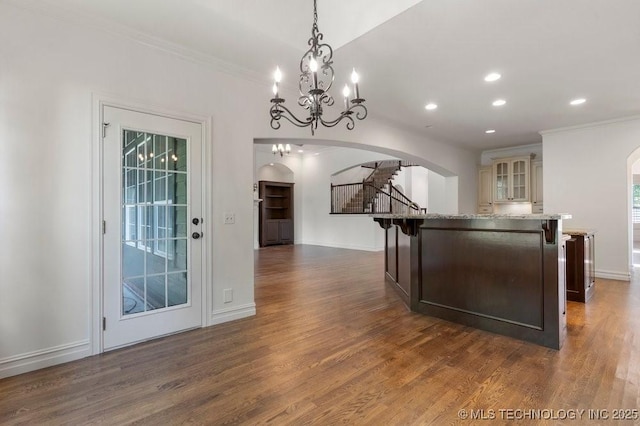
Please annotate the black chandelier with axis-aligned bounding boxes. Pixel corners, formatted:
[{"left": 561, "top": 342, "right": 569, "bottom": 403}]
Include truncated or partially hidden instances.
[{"left": 270, "top": 0, "right": 367, "bottom": 135}]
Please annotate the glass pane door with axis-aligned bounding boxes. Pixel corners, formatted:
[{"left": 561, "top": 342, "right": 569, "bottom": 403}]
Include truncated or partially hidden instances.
[{"left": 103, "top": 105, "right": 203, "bottom": 351}]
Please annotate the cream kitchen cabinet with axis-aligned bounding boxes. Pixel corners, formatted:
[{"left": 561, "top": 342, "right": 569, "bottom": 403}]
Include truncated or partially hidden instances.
[
  {"left": 492, "top": 156, "right": 531, "bottom": 203},
  {"left": 531, "top": 160, "right": 543, "bottom": 213},
  {"left": 477, "top": 166, "right": 493, "bottom": 213}
]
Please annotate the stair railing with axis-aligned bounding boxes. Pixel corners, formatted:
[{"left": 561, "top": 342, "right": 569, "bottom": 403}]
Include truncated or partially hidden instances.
[
  {"left": 330, "top": 181, "right": 421, "bottom": 214},
  {"left": 331, "top": 182, "right": 364, "bottom": 214},
  {"left": 388, "top": 184, "right": 421, "bottom": 214}
]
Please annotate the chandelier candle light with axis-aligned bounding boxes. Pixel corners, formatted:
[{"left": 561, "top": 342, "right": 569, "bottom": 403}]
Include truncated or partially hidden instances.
[
  {"left": 269, "top": 0, "right": 367, "bottom": 135},
  {"left": 272, "top": 143, "right": 291, "bottom": 157}
]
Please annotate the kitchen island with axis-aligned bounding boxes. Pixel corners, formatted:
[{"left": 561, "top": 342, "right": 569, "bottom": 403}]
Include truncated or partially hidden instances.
[{"left": 373, "top": 213, "right": 571, "bottom": 349}]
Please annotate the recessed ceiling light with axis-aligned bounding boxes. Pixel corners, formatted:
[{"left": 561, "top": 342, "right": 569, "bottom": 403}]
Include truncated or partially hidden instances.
[
  {"left": 425, "top": 103, "right": 438, "bottom": 110},
  {"left": 570, "top": 98, "right": 586, "bottom": 105},
  {"left": 485, "top": 129, "right": 496, "bottom": 134},
  {"left": 298, "top": 149, "right": 304, "bottom": 153},
  {"left": 492, "top": 99, "right": 506, "bottom": 107},
  {"left": 484, "top": 73, "right": 501, "bottom": 82},
  {"left": 314, "top": 153, "right": 319, "bottom": 156},
  {"left": 269, "top": 163, "right": 274, "bottom": 166}
]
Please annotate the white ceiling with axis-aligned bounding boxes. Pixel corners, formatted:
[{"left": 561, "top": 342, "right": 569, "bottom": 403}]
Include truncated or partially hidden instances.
[{"left": 34, "top": 0, "right": 640, "bottom": 150}]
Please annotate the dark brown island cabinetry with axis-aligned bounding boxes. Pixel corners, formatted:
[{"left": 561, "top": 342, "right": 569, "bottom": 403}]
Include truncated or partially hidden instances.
[
  {"left": 259, "top": 181, "right": 294, "bottom": 247},
  {"left": 384, "top": 225, "right": 412, "bottom": 307},
  {"left": 565, "top": 229, "right": 596, "bottom": 303},
  {"left": 374, "top": 214, "right": 570, "bottom": 349}
]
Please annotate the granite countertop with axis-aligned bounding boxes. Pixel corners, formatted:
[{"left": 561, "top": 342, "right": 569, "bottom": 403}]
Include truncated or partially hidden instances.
[
  {"left": 563, "top": 228, "right": 597, "bottom": 235},
  {"left": 371, "top": 213, "right": 572, "bottom": 220}
]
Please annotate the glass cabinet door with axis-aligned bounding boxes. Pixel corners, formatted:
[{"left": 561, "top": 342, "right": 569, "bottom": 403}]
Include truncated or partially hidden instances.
[
  {"left": 511, "top": 159, "right": 528, "bottom": 201},
  {"left": 492, "top": 157, "right": 530, "bottom": 203},
  {"left": 494, "top": 161, "right": 510, "bottom": 201}
]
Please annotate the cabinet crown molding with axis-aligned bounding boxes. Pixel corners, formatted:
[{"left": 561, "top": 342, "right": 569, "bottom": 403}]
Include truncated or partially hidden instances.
[{"left": 490, "top": 153, "right": 536, "bottom": 161}]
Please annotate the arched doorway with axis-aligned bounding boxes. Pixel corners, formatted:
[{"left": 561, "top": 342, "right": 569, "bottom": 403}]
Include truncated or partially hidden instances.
[
  {"left": 257, "top": 162, "right": 294, "bottom": 183},
  {"left": 253, "top": 157, "right": 297, "bottom": 249},
  {"left": 253, "top": 138, "right": 460, "bottom": 253},
  {"left": 629, "top": 152, "right": 640, "bottom": 270}
]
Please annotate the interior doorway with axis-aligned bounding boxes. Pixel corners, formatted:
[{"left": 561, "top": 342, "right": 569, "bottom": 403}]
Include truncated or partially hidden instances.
[
  {"left": 631, "top": 160, "right": 640, "bottom": 268},
  {"left": 254, "top": 162, "right": 295, "bottom": 249}
]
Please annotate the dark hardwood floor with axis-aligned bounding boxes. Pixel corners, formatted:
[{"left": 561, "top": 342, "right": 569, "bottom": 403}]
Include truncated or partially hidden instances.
[{"left": 1, "top": 245, "right": 640, "bottom": 425}]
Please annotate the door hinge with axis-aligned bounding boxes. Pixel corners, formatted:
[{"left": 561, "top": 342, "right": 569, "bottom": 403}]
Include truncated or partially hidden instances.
[
  {"left": 102, "top": 122, "right": 110, "bottom": 138},
  {"left": 102, "top": 317, "right": 106, "bottom": 331},
  {"left": 103, "top": 220, "right": 106, "bottom": 234}
]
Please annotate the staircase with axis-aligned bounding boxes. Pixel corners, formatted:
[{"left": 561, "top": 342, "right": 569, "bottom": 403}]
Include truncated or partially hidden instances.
[{"left": 331, "top": 160, "right": 422, "bottom": 214}]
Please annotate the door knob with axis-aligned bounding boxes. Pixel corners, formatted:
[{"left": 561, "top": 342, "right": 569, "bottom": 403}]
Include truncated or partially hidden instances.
[{"left": 192, "top": 232, "right": 203, "bottom": 239}]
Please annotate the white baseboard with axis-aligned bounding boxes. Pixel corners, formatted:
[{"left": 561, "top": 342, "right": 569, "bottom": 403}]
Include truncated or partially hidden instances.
[
  {"left": 210, "top": 303, "right": 256, "bottom": 325},
  {"left": 299, "top": 240, "right": 384, "bottom": 252},
  {"left": 0, "top": 340, "right": 91, "bottom": 379},
  {"left": 596, "top": 270, "right": 631, "bottom": 281}
]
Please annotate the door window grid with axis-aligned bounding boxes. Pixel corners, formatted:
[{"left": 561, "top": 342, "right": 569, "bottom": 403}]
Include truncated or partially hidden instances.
[
  {"left": 513, "top": 161, "right": 526, "bottom": 200},
  {"left": 121, "top": 130, "right": 189, "bottom": 315},
  {"left": 496, "top": 162, "right": 509, "bottom": 200},
  {"left": 123, "top": 135, "right": 186, "bottom": 258}
]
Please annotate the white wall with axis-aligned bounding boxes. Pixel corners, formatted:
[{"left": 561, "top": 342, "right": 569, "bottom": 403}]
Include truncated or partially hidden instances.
[
  {"left": 257, "top": 164, "right": 294, "bottom": 182},
  {"left": 390, "top": 168, "right": 449, "bottom": 213},
  {"left": 391, "top": 168, "right": 408, "bottom": 200},
  {"left": 301, "top": 148, "right": 398, "bottom": 251},
  {"left": 331, "top": 162, "right": 384, "bottom": 185},
  {"left": 427, "top": 171, "right": 447, "bottom": 213},
  {"left": 289, "top": 155, "right": 436, "bottom": 251},
  {"left": 406, "top": 167, "right": 430, "bottom": 210},
  {"left": 542, "top": 117, "right": 640, "bottom": 280},
  {"left": 0, "top": 2, "right": 478, "bottom": 378},
  {"left": 0, "top": 1, "right": 262, "bottom": 377}
]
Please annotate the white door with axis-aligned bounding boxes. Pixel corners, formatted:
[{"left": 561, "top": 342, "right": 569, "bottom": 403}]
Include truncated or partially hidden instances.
[{"left": 102, "top": 106, "right": 203, "bottom": 350}]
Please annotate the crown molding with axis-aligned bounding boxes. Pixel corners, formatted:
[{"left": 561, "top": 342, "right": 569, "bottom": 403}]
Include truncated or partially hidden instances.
[
  {"left": 3, "top": 0, "right": 270, "bottom": 87},
  {"left": 540, "top": 114, "right": 640, "bottom": 136},
  {"left": 481, "top": 142, "right": 542, "bottom": 155}
]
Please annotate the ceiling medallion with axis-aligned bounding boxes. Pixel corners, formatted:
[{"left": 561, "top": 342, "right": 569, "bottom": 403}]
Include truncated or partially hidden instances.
[{"left": 270, "top": 0, "right": 367, "bottom": 135}]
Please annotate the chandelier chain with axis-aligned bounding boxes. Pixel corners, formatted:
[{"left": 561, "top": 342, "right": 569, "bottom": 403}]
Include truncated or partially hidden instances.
[{"left": 313, "top": 0, "right": 318, "bottom": 26}]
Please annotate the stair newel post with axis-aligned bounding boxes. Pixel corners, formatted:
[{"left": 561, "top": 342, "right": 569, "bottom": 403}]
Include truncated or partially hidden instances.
[
  {"left": 360, "top": 178, "right": 364, "bottom": 213},
  {"left": 330, "top": 183, "right": 334, "bottom": 214},
  {"left": 371, "top": 184, "right": 376, "bottom": 213},
  {"left": 361, "top": 182, "right": 365, "bottom": 213},
  {"left": 388, "top": 178, "right": 392, "bottom": 213}
]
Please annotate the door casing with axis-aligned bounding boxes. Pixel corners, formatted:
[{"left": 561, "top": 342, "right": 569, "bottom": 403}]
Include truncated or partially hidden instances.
[{"left": 91, "top": 95, "right": 211, "bottom": 354}]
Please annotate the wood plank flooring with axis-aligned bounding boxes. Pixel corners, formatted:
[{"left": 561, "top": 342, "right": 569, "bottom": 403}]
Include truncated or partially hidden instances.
[{"left": 1, "top": 244, "right": 640, "bottom": 425}]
